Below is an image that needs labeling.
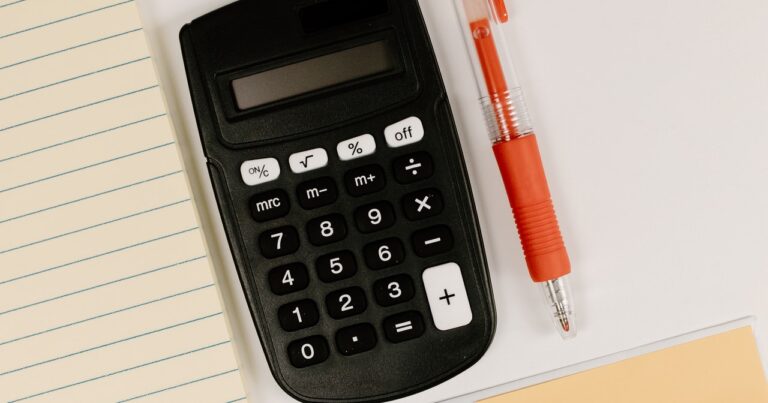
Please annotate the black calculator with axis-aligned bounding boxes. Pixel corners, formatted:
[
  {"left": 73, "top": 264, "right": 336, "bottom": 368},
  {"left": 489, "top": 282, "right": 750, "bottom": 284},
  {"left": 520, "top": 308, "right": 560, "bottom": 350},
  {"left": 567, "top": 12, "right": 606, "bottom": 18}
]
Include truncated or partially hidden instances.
[{"left": 181, "top": 0, "right": 495, "bottom": 401}]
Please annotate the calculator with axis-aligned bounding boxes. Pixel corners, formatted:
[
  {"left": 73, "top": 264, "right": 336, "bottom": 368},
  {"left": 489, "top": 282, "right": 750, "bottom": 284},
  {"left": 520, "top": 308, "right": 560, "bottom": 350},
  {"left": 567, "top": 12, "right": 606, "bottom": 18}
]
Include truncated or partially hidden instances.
[{"left": 180, "top": 0, "right": 495, "bottom": 401}]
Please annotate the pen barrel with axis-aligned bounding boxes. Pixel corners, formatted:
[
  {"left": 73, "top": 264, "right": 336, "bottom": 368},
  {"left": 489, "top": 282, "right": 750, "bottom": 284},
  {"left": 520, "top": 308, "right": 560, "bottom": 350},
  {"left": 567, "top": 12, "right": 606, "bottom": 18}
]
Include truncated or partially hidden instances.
[{"left": 493, "top": 135, "right": 570, "bottom": 282}]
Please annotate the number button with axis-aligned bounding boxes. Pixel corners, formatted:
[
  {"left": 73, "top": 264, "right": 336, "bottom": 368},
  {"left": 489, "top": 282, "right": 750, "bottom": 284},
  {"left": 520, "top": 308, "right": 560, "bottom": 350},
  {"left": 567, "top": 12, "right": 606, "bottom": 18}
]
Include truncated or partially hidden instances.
[
  {"left": 402, "top": 189, "right": 444, "bottom": 221},
  {"left": 268, "top": 263, "right": 309, "bottom": 295},
  {"left": 363, "top": 238, "right": 405, "bottom": 270},
  {"left": 259, "top": 226, "right": 299, "bottom": 258},
  {"left": 344, "top": 165, "right": 386, "bottom": 197},
  {"left": 249, "top": 189, "right": 290, "bottom": 222},
  {"left": 354, "top": 201, "right": 395, "bottom": 233},
  {"left": 373, "top": 274, "right": 415, "bottom": 307},
  {"left": 306, "top": 214, "right": 347, "bottom": 246},
  {"left": 383, "top": 311, "right": 426, "bottom": 343},
  {"left": 336, "top": 323, "right": 377, "bottom": 356},
  {"left": 326, "top": 287, "right": 367, "bottom": 319},
  {"left": 392, "top": 152, "right": 434, "bottom": 184},
  {"left": 278, "top": 300, "right": 319, "bottom": 331},
  {"left": 316, "top": 251, "right": 357, "bottom": 283},
  {"left": 412, "top": 225, "right": 454, "bottom": 257},
  {"left": 288, "top": 336, "right": 329, "bottom": 368},
  {"left": 297, "top": 177, "right": 338, "bottom": 210}
]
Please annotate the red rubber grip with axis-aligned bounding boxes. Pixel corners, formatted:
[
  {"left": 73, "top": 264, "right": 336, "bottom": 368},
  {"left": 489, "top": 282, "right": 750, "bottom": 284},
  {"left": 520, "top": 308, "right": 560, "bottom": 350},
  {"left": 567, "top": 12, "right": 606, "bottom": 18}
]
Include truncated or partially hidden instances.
[{"left": 492, "top": 135, "right": 571, "bottom": 282}]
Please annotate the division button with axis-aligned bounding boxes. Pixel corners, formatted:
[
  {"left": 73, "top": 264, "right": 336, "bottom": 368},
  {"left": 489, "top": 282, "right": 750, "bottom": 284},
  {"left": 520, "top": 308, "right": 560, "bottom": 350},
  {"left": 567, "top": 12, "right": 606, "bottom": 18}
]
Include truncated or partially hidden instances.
[
  {"left": 392, "top": 152, "right": 433, "bottom": 184},
  {"left": 384, "top": 116, "right": 424, "bottom": 148},
  {"left": 259, "top": 226, "right": 299, "bottom": 258},
  {"left": 412, "top": 225, "right": 454, "bottom": 257},
  {"left": 422, "top": 262, "right": 472, "bottom": 331},
  {"left": 337, "top": 134, "right": 376, "bottom": 161},
  {"left": 249, "top": 189, "right": 290, "bottom": 222},
  {"left": 402, "top": 189, "right": 444, "bottom": 221},
  {"left": 383, "top": 311, "right": 425, "bottom": 343},
  {"left": 278, "top": 299, "right": 320, "bottom": 331},
  {"left": 335, "top": 323, "right": 377, "bottom": 356},
  {"left": 344, "top": 165, "right": 386, "bottom": 197},
  {"left": 297, "top": 177, "right": 338, "bottom": 210},
  {"left": 288, "top": 336, "right": 329, "bottom": 368},
  {"left": 241, "top": 157, "right": 280, "bottom": 186},
  {"left": 289, "top": 148, "right": 328, "bottom": 174}
]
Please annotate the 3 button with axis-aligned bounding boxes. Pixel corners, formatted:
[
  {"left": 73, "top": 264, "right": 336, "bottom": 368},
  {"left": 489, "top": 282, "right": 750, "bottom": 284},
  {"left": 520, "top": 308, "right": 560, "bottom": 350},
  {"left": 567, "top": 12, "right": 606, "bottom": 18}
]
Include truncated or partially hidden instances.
[{"left": 373, "top": 274, "right": 415, "bottom": 307}]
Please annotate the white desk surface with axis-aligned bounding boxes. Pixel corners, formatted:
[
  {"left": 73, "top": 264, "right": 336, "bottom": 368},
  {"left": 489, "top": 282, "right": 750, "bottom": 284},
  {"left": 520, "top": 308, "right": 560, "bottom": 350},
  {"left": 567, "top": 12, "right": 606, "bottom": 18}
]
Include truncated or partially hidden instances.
[{"left": 136, "top": 0, "right": 768, "bottom": 401}]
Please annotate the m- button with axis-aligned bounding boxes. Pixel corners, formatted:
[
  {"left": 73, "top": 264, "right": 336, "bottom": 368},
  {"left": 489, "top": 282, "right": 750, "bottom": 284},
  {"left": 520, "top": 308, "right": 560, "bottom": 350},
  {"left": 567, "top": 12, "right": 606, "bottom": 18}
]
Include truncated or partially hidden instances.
[
  {"left": 422, "top": 262, "right": 472, "bottom": 331},
  {"left": 249, "top": 189, "right": 290, "bottom": 222}
]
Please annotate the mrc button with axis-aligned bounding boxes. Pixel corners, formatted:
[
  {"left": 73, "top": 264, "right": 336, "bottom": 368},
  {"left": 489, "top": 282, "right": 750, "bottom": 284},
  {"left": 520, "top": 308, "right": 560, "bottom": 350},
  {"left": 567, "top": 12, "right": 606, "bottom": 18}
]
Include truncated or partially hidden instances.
[
  {"left": 384, "top": 116, "right": 424, "bottom": 148},
  {"left": 249, "top": 189, "right": 290, "bottom": 222}
]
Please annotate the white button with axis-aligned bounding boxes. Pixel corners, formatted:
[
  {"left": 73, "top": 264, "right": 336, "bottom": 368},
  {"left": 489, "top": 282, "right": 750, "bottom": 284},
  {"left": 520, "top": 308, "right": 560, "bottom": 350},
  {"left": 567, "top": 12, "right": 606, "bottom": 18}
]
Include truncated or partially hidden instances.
[
  {"left": 384, "top": 116, "right": 424, "bottom": 148},
  {"left": 240, "top": 158, "right": 280, "bottom": 186},
  {"left": 422, "top": 262, "right": 472, "bottom": 331},
  {"left": 337, "top": 134, "right": 376, "bottom": 161},
  {"left": 289, "top": 148, "right": 328, "bottom": 174}
]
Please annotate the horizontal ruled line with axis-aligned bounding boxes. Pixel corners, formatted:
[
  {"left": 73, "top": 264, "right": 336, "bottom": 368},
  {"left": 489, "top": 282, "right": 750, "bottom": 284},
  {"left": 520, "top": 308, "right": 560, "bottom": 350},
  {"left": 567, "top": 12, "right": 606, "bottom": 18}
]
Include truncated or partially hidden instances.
[
  {"left": 118, "top": 368, "right": 240, "bottom": 402},
  {"left": 0, "top": 0, "right": 135, "bottom": 39},
  {"left": 0, "top": 0, "right": 25, "bottom": 9}
]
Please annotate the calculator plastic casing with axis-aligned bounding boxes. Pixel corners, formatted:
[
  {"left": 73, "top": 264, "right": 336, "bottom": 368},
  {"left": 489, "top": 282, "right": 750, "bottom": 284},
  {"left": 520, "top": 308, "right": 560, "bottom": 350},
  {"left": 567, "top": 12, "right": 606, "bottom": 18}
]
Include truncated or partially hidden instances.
[{"left": 180, "top": 0, "right": 495, "bottom": 401}]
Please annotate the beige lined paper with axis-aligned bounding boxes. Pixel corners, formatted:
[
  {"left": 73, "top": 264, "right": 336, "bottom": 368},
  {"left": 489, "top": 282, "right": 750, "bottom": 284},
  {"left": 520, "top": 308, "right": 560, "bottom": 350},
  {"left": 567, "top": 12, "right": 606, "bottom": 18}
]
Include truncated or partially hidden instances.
[{"left": 0, "top": 1, "right": 247, "bottom": 401}]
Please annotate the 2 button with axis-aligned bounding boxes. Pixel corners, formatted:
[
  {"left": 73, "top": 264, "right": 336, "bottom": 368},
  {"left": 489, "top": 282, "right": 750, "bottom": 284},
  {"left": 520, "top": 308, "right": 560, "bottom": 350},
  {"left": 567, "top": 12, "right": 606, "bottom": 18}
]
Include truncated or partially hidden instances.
[{"left": 326, "top": 287, "right": 367, "bottom": 319}]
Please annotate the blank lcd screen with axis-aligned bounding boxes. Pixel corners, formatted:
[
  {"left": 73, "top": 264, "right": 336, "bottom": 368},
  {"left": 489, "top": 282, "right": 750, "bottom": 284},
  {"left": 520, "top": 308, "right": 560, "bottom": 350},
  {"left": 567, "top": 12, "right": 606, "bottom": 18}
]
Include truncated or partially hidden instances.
[{"left": 231, "top": 41, "right": 395, "bottom": 110}]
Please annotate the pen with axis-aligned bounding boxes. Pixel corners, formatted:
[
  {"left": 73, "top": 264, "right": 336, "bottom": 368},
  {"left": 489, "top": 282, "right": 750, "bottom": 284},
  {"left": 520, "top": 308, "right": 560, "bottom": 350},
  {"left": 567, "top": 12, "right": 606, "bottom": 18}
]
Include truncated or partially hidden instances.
[{"left": 456, "top": 0, "right": 577, "bottom": 338}]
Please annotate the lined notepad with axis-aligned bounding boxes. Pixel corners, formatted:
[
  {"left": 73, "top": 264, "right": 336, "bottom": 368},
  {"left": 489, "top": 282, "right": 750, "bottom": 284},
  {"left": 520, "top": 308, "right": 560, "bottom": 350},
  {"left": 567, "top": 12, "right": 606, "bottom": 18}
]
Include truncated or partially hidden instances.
[{"left": 0, "top": 1, "right": 247, "bottom": 401}]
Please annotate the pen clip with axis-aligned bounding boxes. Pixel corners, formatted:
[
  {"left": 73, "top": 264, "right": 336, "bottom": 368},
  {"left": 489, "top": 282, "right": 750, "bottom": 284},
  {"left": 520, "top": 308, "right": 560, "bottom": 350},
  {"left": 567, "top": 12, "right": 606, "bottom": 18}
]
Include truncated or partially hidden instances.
[{"left": 490, "top": 0, "right": 508, "bottom": 23}]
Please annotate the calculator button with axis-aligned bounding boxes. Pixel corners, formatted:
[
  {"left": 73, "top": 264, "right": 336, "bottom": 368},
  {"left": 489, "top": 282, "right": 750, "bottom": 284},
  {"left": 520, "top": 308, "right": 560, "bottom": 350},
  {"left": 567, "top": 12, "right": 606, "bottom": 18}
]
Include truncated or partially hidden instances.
[
  {"left": 316, "top": 251, "right": 357, "bottom": 283},
  {"left": 249, "top": 189, "right": 290, "bottom": 222},
  {"left": 289, "top": 148, "right": 328, "bottom": 174},
  {"left": 383, "top": 311, "right": 426, "bottom": 343},
  {"left": 393, "top": 152, "right": 433, "bottom": 184},
  {"left": 288, "top": 336, "right": 329, "bottom": 368},
  {"left": 326, "top": 287, "right": 367, "bottom": 319},
  {"left": 306, "top": 214, "right": 347, "bottom": 246},
  {"left": 344, "top": 165, "right": 386, "bottom": 196},
  {"left": 278, "top": 299, "right": 320, "bottom": 331},
  {"left": 412, "top": 225, "right": 454, "bottom": 257},
  {"left": 402, "top": 189, "right": 444, "bottom": 221},
  {"left": 422, "top": 262, "right": 472, "bottom": 331},
  {"left": 384, "top": 116, "right": 424, "bottom": 148},
  {"left": 297, "top": 177, "right": 338, "bottom": 209},
  {"left": 373, "top": 274, "right": 415, "bottom": 307},
  {"left": 337, "top": 134, "right": 376, "bottom": 161},
  {"left": 354, "top": 201, "right": 395, "bottom": 233},
  {"left": 269, "top": 263, "right": 309, "bottom": 295},
  {"left": 259, "top": 226, "right": 299, "bottom": 258},
  {"left": 241, "top": 157, "right": 280, "bottom": 186},
  {"left": 336, "top": 323, "right": 377, "bottom": 356},
  {"left": 363, "top": 238, "right": 405, "bottom": 270}
]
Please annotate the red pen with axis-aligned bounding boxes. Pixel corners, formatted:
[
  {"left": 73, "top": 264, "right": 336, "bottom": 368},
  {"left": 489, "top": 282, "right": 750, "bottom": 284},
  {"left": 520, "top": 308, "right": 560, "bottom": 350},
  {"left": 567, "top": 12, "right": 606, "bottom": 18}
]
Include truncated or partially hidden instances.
[{"left": 456, "top": 0, "right": 576, "bottom": 338}]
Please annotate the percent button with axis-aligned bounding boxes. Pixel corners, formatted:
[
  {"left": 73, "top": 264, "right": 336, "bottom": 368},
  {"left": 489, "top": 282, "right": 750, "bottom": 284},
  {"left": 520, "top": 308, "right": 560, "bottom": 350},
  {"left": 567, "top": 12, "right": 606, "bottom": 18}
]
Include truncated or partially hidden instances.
[
  {"left": 241, "top": 157, "right": 280, "bottom": 186},
  {"left": 337, "top": 134, "right": 376, "bottom": 161}
]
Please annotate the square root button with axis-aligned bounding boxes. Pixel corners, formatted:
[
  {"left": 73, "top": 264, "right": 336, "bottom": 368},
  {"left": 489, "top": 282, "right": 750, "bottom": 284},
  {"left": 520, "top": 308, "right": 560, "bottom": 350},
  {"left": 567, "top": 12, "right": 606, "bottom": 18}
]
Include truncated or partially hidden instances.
[{"left": 422, "top": 262, "right": 472, "bottom": 331}]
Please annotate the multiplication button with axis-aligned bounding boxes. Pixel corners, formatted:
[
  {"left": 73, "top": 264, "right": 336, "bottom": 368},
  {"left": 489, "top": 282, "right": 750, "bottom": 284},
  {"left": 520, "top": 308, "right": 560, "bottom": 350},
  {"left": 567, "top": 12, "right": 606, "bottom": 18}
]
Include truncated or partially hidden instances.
[{"left": 402, "top": 189, "right": 443, "bottom": 221}]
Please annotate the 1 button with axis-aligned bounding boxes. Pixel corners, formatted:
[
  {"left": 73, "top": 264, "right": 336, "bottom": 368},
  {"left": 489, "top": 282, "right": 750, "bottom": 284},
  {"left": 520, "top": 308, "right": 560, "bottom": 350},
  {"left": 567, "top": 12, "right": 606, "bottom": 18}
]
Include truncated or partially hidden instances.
[
  {"left": 289, "top": 148, "right": 328, "bottom": 174},
  {"left": 278, "top": 299, "right": 320, "bottom": 331},
  {"left": 241, "top": 157, "right": 280, "bottom": 186},
  {"left": 393, "top": 152, "right": 433, "bottom": 184},
  {"left": 297, "top": 177, "right": 338, "bottom": 210},
  {"left": 288, "top": 336, "right": 329, "bottom": 368},
  {"left": 336, "top": 323, "right": 377, "bottom": 356},
  {"left": 326, "top": 287, "right": 367, "bottom": 319},
  {"left": 402, "top": 189, "right": 444, "bottom": 221},
  {"left": 316, "top": 251, "right": 357, "bottom": 283},
  {"left": 259, "top": 226, "right": 299, "bottom": 258},
  {"left": 337, "top": 134, "right": 376, "bottom": 161},
  {"left": 412, "top": 225, "right": 454, "bottom": 257},
  {"left": 384, "top": 116, "right": 425, "bottom": 148},
  {"left": 383, "top": 311, "right": 426, "bottom": 343},
  {"left": 422, "top": 263, "right": 472, "bottom": 331},
  {"left": 250, "top": 189, "right": 290, "bottom": 222},
  {"left": 344, "top": 165, "right": 386, "bottom": 197},
  {"left": 373, "top": 274, "right": 415, "bottom": 307},
  {"left": 306, "top": 214, "right": 347, "bottom": 246},
  {"left": 363, "top": 238, "right": 405, "bottom": 270},
  {"left": 269, "top": 263, "right": 309, "bottom": 295},
  {"left": 354, "top": 201, "right": 395, "bottom": 233}
]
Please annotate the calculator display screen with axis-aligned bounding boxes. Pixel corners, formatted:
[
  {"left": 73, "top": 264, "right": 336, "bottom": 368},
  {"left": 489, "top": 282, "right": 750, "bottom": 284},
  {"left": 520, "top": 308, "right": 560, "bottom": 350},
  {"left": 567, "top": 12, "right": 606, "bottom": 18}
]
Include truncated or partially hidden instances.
[{"left": 231, "top": 41, "right": 396, "bottom": 110}]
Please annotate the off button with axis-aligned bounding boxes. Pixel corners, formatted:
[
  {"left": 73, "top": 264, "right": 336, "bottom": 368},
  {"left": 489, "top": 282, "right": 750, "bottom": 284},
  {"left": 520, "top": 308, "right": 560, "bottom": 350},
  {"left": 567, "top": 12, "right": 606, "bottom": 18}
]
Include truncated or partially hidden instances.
[{"left": 384, "top": 116, "right": 424, "bottom": 148}]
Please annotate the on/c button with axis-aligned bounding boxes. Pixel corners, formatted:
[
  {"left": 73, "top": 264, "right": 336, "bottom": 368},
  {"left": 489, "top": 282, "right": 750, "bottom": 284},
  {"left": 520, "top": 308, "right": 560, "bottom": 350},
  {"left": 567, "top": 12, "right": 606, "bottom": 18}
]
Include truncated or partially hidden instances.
[{"left": 422, "top": 262, "right": 473, "bottom": 331}]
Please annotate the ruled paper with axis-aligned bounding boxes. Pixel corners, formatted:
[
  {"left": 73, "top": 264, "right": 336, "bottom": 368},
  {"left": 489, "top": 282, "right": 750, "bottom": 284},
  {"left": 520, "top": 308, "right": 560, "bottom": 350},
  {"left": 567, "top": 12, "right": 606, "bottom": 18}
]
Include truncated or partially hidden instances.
[{"left": 0, "top": 1, "right": 247, "bottom": 401}]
